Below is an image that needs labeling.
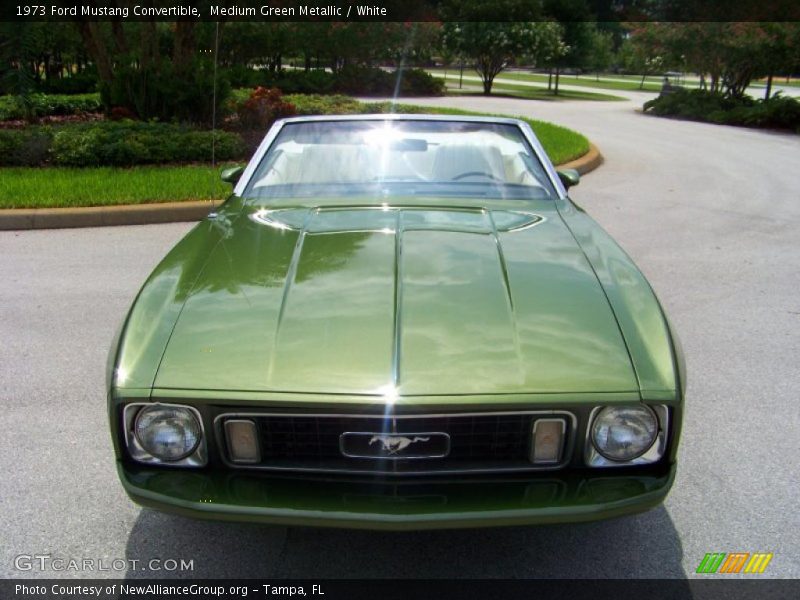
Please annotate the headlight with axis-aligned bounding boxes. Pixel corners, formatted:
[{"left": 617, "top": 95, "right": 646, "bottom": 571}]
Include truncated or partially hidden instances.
[
  {"left": 590, "top": 406, "right": 658, "bottom": 462},
  {"left": 134, "top": 405, "right": 202, "bottom": 462}
]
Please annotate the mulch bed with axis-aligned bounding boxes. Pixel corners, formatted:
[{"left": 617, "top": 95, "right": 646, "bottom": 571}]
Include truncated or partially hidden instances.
[{"left": 0, "top": 112, "right": 105, "bottom": 129}]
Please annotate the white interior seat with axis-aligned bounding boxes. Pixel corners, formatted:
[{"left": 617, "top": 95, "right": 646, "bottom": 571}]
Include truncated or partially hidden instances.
[{"left": 431, "top": 144, "right": 506, "bottom": 181}]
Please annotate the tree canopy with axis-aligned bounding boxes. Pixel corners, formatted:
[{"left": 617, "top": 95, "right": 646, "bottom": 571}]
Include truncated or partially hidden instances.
[
  {"left": 442, "top": 21, "right": 565, "bottom": 94},
  {"left": 2, "top": 17, "right": 798, "bottom": 123},
  {"left": 628, "top": 22, "right": 800, "bottom": 98}
]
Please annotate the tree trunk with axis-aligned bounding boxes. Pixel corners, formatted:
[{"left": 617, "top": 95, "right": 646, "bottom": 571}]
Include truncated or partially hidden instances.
[
  {"left": 111, "top": 21, "right": 128, "bottom": 55},
  {"left": 481, "top": 69, "right": 493, "bottom": 94},
  {"left": 547, "top": 69, "right": 552, "bottom": 91},
  {"left": 639, "top": 73, "right": 646, "bottom": 90},
  {"left": 53, "top": 51, "right": 63, "bottom": 80},
  {"left": 554, "top": 67, "right": 560, "bottom": 95},
  {"left": 75, "top": 22, "right": 114, "bottom": 88},
  {"left": 764, "top": 73, "right": 773, "bottom": 100},
  {"left": 173, "top": 22, "right": 196, "bottom": 72},
  {"left": 139, "top": 22, "right": 158, "bottom": 72}
]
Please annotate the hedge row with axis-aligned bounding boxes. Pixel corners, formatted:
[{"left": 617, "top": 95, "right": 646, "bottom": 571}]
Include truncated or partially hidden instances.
[
  {"left": 0, "top": 67, "right": 443, "bottom": 122},
  {"left": 0, "top": 70, "right": 99, "bottom": 96},
  {"left": 644, "top": 89, "right": 800, "bottom": 131},
  {"left": 230, "top": 66, "right": 445, "bottom": 97},
  {"left": 0, "top": 121, "right": 244, "bottom": 167},
  {"left": 0, "top": 93, "right": 102, "bottom": 121},
  {"left": 1, "top": 94, "right": 374, "bottom": 167},
  {"left": 285, "top": 93, "right": 378, "bottom": 115},
  {"left": 1, "top": 92, "right": 589, "bottom": 168}
]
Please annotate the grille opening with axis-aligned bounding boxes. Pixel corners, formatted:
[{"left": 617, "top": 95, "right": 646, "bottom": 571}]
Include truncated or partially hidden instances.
[{"left": 218, "top": 412, "right": 572, "bottom": 475}]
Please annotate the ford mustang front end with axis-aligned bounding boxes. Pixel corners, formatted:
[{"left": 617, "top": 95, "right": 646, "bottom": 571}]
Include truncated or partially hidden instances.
[{"left": 108, "top": 115, "right": 685, "bottom": 529}]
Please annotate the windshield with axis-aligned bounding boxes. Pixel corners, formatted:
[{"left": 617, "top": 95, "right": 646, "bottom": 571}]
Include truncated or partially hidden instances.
[{"left": 242, "top": 119, "right": 557, "bottom": 203}]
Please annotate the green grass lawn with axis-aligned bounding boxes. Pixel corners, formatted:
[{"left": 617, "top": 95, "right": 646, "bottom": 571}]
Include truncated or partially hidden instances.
[
  {"left": 438, "top": 69, "right": 800, "bottom": 94},
  {"left": 499, "top": 84, "right": 625, "bottom": 101},
  {"left": 498, "top": 72, "right": 665, "bottom": 93},
  {"left": 1, "top": 101, "right": 589, "bottom": 209},
  {"left": 446, "top": 82, "right": 626, "bottom": 102},
  {"left": 432, "top": 69, "right": 668, "bottom": 93},
  {"left": 0, "top": 166, "right": 234, "bottom": 209},
  {"left": 750, "top": 78, "right": 800, "bottom": 89}
]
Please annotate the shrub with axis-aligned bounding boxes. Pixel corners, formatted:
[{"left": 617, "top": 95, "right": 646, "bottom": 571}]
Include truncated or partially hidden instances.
[
  {"left": 395, "top": 68, "right": 446, "bottom": 96},
  {"left": 332, "top": 66, "right": 395, "bottom": 95},
  {"left": 109, "top": 106, "right": 137, "bottom": 121},
  {"left": 285, "top": 94, "right": 374, "bottom": 116},
  {"left": 102, "top": 59, "right": 231, "bottom": 125},
  {"left": 738, "top": 94, "right": 800, "bottom": 129},
  {"left": 333, "top": 66, "right": 445, "bottom": 96},
  {"left": 227, "top": 67, "right": 444, "bottom": 99},
  {"left": 39, "top": 72, "right": 98, "bottom": 95},
  {"left": 644, "top": 89, "right": 747, "bottom": 120},
  {"left": 225, "top": 65, "right": 262, "bottom": 89},
  {"left": 0, "top": 128, "right": 54, "bottom": 166},
  {"left": 260, "top": 70, "right": 337, "bottom": 95},
  {"left": 644, "top": 89, "right": 800, "bottom": 131},
  {"left": 0, "top": 93, "right": 102, "bottom": 121},
  {"left": 50, "top": 121, "right": 245, "bottom": 167},
  {"left": 236, "top": 87, "right": 296, "bottom": 129}
]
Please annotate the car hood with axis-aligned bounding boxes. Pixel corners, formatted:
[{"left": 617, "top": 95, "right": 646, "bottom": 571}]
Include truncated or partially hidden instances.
[{"left": 153, "top": 203, "right": 637, "bottom": 395}]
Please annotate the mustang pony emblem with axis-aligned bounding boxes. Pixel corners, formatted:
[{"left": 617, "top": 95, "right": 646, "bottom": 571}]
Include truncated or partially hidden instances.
[{"left": 369, "top": 435, "right": 431, "bottom": 455}]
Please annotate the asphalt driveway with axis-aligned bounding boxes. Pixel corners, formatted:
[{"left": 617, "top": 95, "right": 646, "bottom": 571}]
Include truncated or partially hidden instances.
[{"left": 1, "top": 95, "right": 798, "bottom": 578}]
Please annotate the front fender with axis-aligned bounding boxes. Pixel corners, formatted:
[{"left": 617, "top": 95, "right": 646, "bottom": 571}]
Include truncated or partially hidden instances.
[{"left": 556, "top": 197, "right": 680, "bottom": 401}]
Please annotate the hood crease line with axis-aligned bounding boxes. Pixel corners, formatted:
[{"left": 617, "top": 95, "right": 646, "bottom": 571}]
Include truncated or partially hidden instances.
[
  {"left": 486, "top": 209, "right": 525, "bottom": 375},
  {"left": 266, "top": 207, "right": 315, "bottom": 384},
  {"left": 391, "top": 210, "right": 404, "bottom": 389}
]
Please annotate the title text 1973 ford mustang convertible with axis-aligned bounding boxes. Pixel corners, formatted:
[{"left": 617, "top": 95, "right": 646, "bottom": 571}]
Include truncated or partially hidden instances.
[{"left": 108, "top": 115, "right": 685, "bottom": 529}]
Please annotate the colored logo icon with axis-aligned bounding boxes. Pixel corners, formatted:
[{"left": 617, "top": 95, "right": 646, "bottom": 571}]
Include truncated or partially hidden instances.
[{"left": 696, "top": 553, "right": 773, "bottom": 574}]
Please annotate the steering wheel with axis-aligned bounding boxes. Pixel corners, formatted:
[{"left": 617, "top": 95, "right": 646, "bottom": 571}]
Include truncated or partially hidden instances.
[{"left": 452, "top": 171, "right": 501, "bottom": 182}]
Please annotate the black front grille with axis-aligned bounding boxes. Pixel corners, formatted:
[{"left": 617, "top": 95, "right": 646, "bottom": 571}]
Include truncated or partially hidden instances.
[{"left": 220, "top": 413, "right": 572, "bottom": 475}]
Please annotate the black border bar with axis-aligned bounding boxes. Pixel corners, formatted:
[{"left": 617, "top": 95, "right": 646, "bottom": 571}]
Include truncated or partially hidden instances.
[
  {"left": 2, "top": 579, "right": 800, "bottom": 600},
  {"left": 2, "top": 1, "right": 799, "bottom": 22}
]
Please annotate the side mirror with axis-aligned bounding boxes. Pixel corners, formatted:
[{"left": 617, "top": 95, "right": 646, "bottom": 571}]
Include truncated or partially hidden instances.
[
  {"left": 557, "top": 169, "right": 580, "bottom": 190},
  {"left": 221, "top": 166, "right": 245, "bottom": 185}
]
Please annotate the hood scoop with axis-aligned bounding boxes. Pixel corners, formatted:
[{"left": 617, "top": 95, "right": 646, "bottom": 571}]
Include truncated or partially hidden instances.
[{"left": 250, "top": 207, "right": 544, "bottom": 235}]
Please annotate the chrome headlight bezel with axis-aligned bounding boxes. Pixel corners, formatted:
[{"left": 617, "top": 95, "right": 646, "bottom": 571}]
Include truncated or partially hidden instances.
[
  {"left": 585, "top": 405, "right": 668, "bottom": 467},
  {"left": 123, "top": 403, "right": 207, "bottom": 467}
]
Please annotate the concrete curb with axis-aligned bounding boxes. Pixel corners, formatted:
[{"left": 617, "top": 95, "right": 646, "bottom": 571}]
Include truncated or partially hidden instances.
[
  {"left": 559, "top": 143, "right": 603, "bottom": 175},
  {"left": 0, "top": 200, "right": 217, "bottom": 231},
  {"left": 0, "top": 143, "right": 604, "bottom": 231}
]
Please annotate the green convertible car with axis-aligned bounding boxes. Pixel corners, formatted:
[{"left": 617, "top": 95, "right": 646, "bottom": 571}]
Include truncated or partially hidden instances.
[{"left": 108, "top": 115, "right": 685, "bottom": 529}]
